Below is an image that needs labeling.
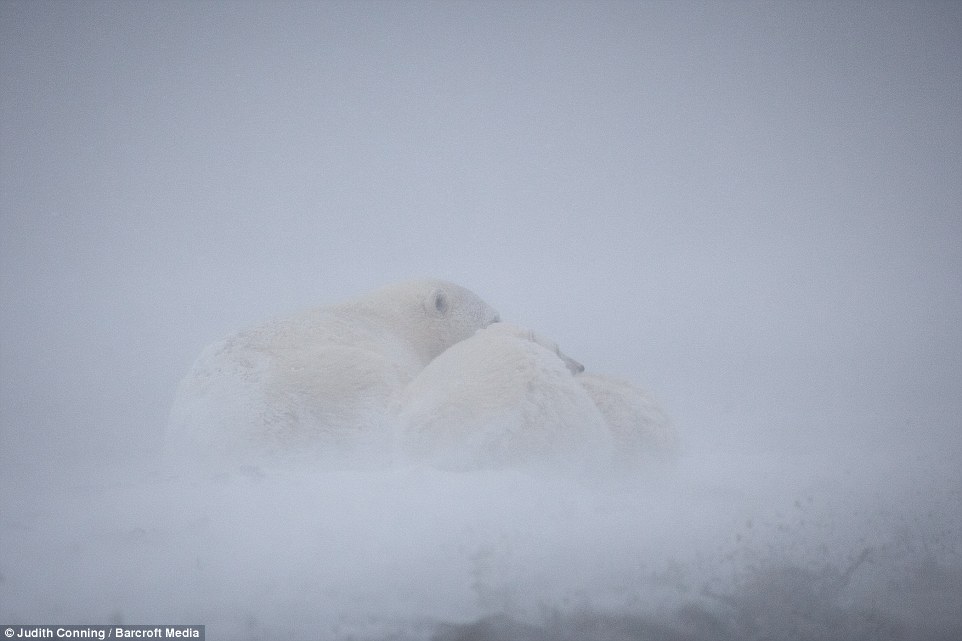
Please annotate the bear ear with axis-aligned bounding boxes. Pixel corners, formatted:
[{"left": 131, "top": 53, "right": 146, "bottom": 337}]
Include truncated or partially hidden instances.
[{"left": 433, "top": 289, "right": 449, "bottom": 315}]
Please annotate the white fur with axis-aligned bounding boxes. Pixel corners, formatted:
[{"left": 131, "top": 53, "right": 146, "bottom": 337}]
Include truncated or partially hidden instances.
[
  {"left": 397, "top": 323, "right": 614, "bottom": 474},
  {"left": 166, "top": 280, "right": 499, "bottom": 467},
  {"left": 576, "top": 373, "right": 678, "bottom": 468}
]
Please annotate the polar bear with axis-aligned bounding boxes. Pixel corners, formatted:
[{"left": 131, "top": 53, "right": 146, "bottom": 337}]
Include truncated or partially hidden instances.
[
  {"left": 396, "top": 323, "right": 615, "bottom": 474},
  {"left": 576, "top": 373, "right": 678, "bottom": 468},
  {"left": 166, "top": 279, "right": 500, "bottom": 467}
]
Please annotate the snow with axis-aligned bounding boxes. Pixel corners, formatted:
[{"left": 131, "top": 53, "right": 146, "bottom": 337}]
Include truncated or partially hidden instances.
[{"left": 2, "top": 435, "right": 958, "bottom": 640}]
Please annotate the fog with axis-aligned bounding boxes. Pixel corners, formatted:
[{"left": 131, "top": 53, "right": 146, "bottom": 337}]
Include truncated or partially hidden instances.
[{"left": 1, "top": 1, "right": 960, "bottom": 639}]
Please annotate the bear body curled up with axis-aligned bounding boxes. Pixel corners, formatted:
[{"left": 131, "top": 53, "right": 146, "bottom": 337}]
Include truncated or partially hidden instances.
[
  {"left": 166, "top": 279, "right": 499, "bottom": 467},
  {"left": 397, "top": 323, "right": 616, "bottom": 474}
]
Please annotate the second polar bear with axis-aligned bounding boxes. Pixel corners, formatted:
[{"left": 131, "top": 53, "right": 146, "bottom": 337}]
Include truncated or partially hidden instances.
[
  {"left": 397, "top": 323, "right": 616, "bottom": 473},
  {"left": 166, "top": 279, "right": 500, "bottom": 467}
]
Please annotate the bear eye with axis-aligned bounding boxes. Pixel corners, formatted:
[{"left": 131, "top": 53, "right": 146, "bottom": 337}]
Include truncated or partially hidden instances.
[{"left": 434, "top": 291, "right": 448, "bottom": 314}]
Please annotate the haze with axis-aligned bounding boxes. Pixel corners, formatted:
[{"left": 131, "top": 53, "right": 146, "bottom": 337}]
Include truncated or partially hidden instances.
[{"left": 1, "top": 2, "right": 960, "bottom": 639}]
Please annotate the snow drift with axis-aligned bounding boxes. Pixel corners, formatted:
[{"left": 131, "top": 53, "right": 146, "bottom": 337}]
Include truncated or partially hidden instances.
[{"left": 2, "top": 433, "right": 958, "bottom": 640}]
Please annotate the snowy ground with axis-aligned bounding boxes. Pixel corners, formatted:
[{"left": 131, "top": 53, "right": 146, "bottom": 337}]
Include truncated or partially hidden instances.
[{"left": 2, "top": 436, "right": 959, "bottom": 641}]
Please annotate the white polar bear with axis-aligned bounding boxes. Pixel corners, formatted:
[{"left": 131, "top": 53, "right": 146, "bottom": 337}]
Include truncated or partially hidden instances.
[
  {"left": 396, "top": 323, "right": 616, "bottom": 474},
  {"left": 166, "top": 279, "right": 500, "bottom": 467}
]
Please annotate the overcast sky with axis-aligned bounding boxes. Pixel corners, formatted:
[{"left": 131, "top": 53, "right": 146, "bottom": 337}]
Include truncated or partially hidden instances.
[{"left": 1, "top": 0, "right": 960, "bottom": 473}]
